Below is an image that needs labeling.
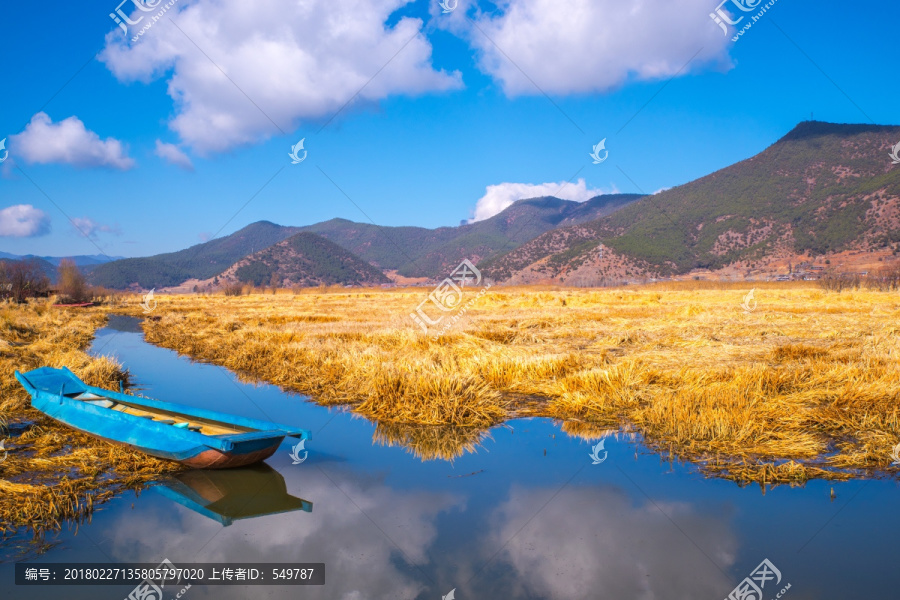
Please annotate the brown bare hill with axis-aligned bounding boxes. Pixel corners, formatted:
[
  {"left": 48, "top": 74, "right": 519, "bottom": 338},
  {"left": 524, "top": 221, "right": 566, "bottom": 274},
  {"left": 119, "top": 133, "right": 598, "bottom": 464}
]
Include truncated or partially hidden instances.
[{"left": 220, "top": 232, "right": 390, "bottom": 287}]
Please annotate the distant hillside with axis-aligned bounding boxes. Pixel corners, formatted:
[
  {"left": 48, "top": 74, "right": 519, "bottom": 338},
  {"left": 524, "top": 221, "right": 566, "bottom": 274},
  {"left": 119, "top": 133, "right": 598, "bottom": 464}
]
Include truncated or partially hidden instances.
[
  {"left": 88, "top": 221, "right": 301, "bottom": 288},
  {"left": 0, "top": 253, "right": 123, "bottom": 267},
  {"left": 483, "top": 121, "right": 900, "bottom": 283},
  {"left": 220, "top": 232, "right": 390, "bottom": 287},
  {"left": 301, "top": 193, "right": 643, "bottom": 277},
  {"left": 89, "top": 194, "right": 641, "bottom": 288},
  {"left": 0, "top": 257, "right": 58, "bottom": 284}
]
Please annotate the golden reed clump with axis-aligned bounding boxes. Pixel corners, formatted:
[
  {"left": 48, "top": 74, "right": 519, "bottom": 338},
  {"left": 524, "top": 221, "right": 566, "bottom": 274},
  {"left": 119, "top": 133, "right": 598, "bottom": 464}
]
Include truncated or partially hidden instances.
[
  {"left": 0, "top": 300, "right": 179, "bottom": 550},
  {"left": 126, "top": 283, "right": 900, "bottom": 485}
]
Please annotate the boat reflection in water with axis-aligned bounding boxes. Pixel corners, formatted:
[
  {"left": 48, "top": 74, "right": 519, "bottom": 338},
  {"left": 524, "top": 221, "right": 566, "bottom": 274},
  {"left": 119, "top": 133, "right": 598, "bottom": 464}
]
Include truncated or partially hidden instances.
[{"left": 155, "top": 464, "right": 312, "bottom": 526}]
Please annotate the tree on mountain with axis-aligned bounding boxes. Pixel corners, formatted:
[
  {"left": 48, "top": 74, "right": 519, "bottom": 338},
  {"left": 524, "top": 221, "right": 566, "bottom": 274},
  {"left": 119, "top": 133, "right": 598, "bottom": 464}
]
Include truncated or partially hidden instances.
[{"left": 57, "top": 259, "right": 89, "bottom": 303}]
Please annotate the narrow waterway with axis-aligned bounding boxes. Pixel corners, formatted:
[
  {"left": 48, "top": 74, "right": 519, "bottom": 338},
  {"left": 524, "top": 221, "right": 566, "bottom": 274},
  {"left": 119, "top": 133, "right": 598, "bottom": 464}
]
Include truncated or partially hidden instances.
[{"left": 3, "top": 315, "right": 898, "bottom": 599}]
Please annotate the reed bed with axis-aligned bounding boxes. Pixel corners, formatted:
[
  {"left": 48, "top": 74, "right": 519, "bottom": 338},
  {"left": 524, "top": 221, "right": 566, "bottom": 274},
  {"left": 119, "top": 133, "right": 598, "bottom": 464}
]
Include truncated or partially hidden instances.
[
  {"left": 0, "top": 300, "right": 179, "bottom": 551},
  {"left": 127, "top": 285, "right": 900, "bottom": 484}
]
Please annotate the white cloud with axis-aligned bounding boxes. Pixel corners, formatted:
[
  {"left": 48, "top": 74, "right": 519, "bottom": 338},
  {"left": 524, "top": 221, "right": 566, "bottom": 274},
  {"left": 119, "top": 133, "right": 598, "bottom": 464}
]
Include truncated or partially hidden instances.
[
  {"left": 472, "top": 0, "right": 732, "bottom": 96},
  {"left": 11, "top": 113, "right": 135, "bottom": 170},
  {"left": 100, "top": 0, "right": 462, "bottom": 154},
  {"left": 106, "top": 467, "right": 464, "bottom": 600},
  {"left": 155, "top": 140, "right": 194, "bottom": 170},
  {"left": 0, "top": 204, "right": 51, "bottom": 237},
  {"left": 470, "top": 178, "right": 614, "bottom": 222},
  {"left": 487, "top": 485, "right": 736, "bottom": 598},
  {"left": 71, "top": 217, "right": 121, "bottom": 238}
]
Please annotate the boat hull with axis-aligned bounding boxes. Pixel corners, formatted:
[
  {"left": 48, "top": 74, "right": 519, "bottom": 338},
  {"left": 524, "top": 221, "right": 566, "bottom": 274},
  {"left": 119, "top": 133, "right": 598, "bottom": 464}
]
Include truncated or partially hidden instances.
[
  {"left": 180, "top": 441, "right": 281, "bottom": 469},
  {"left": 65, "top": 422, "right": 285, "bottom": 468},
  {"left": 14, "top": 367, "right": 310, "bottom": 470}
]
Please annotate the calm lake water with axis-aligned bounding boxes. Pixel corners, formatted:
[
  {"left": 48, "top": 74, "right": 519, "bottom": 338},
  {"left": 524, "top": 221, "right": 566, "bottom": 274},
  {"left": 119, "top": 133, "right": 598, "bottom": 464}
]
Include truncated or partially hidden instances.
[{"left": 3, "top": 315, "right": 898, "bottom": 599}]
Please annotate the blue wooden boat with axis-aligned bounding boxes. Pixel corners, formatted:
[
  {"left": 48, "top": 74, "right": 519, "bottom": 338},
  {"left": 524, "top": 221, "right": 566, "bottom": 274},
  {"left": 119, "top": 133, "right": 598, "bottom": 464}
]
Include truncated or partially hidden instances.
[{"left": 14, "top": 366, "right": 310, "bottom": 469}]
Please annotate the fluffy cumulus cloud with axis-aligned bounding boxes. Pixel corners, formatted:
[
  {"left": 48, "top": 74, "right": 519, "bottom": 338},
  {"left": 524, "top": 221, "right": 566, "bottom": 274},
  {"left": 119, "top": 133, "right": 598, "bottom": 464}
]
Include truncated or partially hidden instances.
[
  {"left": 470, "top": 178, "right": 615, "bottom": 222},
  {"left": 472, "top": 0, "right": 733, "bottom": 96},
  {"left": 100, "top": 0, "right": 462, "bottom": 154},
  {"left": 10, "top": 113, "right": 135, "bottom": 169},
  {"left": 70, "top": 217, "right": 121, "bottom": 238},
  {"left": 0, "top": 204, "right": 51, "bottom": 237},
  {"left": 154, "top": 140, "right": 194, "bottom": 170}
]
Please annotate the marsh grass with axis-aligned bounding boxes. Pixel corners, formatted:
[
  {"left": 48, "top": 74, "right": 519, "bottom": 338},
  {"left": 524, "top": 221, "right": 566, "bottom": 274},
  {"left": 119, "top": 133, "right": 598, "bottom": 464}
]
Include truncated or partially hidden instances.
[
  {"left": 4, "top": 283, "right": 897, "bottom": 549},
  {"left": 127, "top": 284, "right": 900, "bottom": 484},
  {"left": 0, "top": 301, "right": 179, "bottom": 550}
]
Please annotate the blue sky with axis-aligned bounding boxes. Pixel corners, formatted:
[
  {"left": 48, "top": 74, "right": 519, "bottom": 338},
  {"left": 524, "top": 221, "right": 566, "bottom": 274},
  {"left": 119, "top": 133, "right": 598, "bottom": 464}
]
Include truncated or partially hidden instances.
[{"left": 0, "top": 0, "right": 897, "bottom": 258}]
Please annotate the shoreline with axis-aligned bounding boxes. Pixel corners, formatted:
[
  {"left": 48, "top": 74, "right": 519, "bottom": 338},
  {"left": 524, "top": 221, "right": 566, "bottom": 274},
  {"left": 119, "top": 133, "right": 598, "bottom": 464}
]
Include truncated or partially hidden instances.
[
  {"left": 0, "top": 302, "right": 179, "bottom": 556},
  {"left": 127, "top": 284, "right": 900, "bottom": 484},
  {"left": 3, "top": 283, "right": 899, "bottom": 548}
]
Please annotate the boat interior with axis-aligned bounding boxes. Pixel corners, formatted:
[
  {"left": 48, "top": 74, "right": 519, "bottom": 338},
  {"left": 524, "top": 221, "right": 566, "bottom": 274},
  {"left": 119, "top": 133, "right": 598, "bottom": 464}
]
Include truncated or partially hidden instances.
[{"left": 67, "top": 391, "right": 252, "bottom": 437}]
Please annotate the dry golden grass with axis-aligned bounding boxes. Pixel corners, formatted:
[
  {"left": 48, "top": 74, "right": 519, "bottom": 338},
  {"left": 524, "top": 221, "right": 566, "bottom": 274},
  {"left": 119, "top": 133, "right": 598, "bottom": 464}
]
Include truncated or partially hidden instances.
[
  {"left": 0, "top": 300, "right": 179, "bottom": 548},
  {"left": 124, "top": 284, "right": 900, "bottom": 484},
  {"left": 5, "top": 282, "right": 899, "bottom": 542}
]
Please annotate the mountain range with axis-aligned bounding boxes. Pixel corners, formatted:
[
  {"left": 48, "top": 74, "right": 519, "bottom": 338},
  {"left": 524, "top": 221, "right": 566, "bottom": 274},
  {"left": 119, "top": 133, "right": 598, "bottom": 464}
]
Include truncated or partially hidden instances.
[
  {"left": 67, "top": 121, "right": 900, "bottom": 289},
  {"left": 481, "top": 121, "right": 900, "bottom": 284},
  {"left": 0, "top": 253, "right": 123, "bottom": 285},
  {"left": 0, "top": 253, "right": 123, "bottom": 266},
  {"left": 87, "top": 193, "right": 642, "bottom": 288}
]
